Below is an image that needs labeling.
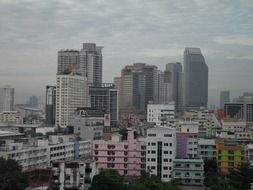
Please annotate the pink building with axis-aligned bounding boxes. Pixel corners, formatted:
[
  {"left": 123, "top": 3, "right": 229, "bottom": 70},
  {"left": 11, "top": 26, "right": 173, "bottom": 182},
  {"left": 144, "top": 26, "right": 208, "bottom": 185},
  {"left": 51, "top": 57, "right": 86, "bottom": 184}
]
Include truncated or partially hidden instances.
[{"left": 93, "top": 130, "right": 146, "bottom": 179}]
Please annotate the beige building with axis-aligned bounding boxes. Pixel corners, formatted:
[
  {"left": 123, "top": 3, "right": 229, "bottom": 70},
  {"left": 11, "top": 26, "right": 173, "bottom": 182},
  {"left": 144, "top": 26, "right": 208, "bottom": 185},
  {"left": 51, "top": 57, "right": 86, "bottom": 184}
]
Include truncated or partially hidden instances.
[{"left": 0, "top": 111, "right": 23, "bottom": 124}]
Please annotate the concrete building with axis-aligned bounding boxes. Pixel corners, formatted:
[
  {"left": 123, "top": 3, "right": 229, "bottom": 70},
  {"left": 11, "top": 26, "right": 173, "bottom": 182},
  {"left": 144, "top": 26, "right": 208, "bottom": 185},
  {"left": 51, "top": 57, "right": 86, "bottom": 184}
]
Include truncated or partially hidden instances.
[
  {"left": 93, "top": 130, "right": 146, "bottom": 179},
  {"left": 220, "top": 91, "right": 230, "bottom": 108},
  {"left": 0, "top": 136, "right": 92, "bottom": 171},
  {"left": 173, "top": 158, "right": 204, "bottom": 185},
  {"left": 56, "top": 74, "right": 89, "bottom": 128},
  {"left": 165, "top": 62, "right": 183, "bottom": 113},
  {"left": 69, "top": 108, "right": 104, "bottom": 140},
  {"left": 147, "top": 103, "right": 175, "bottom": 127},
  {"left": 224, "top": 102, "right": 253, "bottom": 122},
  {"left": 197, "top": 139, "right": 216, "bottom": 161},
  {"left": 176, "top": 122, "right": 199, "bottom": 159},
  {"left": 57, "top": 50, "right": 80, "bottom": 74},
  {"left": 216, "top": 140, "right": 244, "bottom": 174},
  {"left": 157, "top": 70, "right": 172, "bottom": 106},
  {"left": 45, "top": 85, "right": 56, "bottom": 125},
  {"left": 184, "top": 48, "right": 208, "bottom": 108},
  {"left": 51, "top": 159, "right": 98, "bottom": 190},
  {"left": 0, "top": 111, "right": 23, "bottom": 124},
  {"left": 80, "top": 43, "right": 103, "bottom": 85},
  {"left": 146, "top": 127, "right": 176, "bottom": 182},
  {"left": 89, "top": 83, "right": 118, "bottom": 126},
  {"left": 0, "top": 85, "right": 14, "bottom": 112},
  {"left": 115, "top": 63, "right": 158, "bottom": 113}
]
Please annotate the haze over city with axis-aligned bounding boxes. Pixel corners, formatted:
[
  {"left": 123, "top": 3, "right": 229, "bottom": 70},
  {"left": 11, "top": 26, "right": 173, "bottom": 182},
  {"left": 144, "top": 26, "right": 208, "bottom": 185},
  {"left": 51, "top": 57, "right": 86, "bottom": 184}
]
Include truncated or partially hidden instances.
[{"left": 0, "top": 0, "right": 253, "bottom": 106}]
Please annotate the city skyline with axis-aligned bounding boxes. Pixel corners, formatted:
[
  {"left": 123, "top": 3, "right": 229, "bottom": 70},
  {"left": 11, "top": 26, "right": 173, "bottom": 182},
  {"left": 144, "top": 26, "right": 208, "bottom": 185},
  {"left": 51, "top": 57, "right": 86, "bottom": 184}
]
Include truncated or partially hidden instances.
[{"left": 0, "top": 0, "right": 253, "bottom": 106}]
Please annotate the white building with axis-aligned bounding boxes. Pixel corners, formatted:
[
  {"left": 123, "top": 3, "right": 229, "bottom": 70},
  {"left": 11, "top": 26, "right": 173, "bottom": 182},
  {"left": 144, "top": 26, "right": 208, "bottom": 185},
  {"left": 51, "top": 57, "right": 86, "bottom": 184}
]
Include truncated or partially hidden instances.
[
  {"left": 146, "top": 127, "right": 176, "bottom": 182},
  {"left": 0, "top": 85, "right": 14, "bottom": 112},
  {"left": 56, "top": 74, "right": 90, "bottom": 128},
  {"left": 69, "top": 108, "right": 104, "bottom": 140},
  {"left": 51, "top": 159, "right": 98, "bottom": 190},
  {"left": 0, "top": 136, "right": 92, "bottom": 171},
  {"left": 147, "top": 103, "right": 175, "bottom": 127},
  {"left": 0, "top": 111, "right": 23, "bottom": 124},
  {"left": 221, "top": 121, "right": 247, "bottom": 132},
  {"left": 197, "top": 139, "right": 216, "bottom": 161}
]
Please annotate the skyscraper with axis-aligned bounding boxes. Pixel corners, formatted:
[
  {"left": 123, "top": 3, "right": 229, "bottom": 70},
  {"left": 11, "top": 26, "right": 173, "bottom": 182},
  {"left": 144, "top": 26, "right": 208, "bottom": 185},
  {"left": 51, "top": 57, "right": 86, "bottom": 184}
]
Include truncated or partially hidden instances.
[
  {"left": 57, "top": 50, "right": 80, "bottom": 74},
  {"left": 166, "top": 62, "right": 183, "bottom": 113},
  {"left": 115, "top": 63, "right": 158, "bottom": 113},
  {"left": 80, "top": 43, "right": 103, "bottom": 85},
  {"left": 57, "top": 43, "right": 103, "bottom": 85},
  {"left": 0, "top": 85, "right": 14, "bottom": 112},
  {"left": 220, "top": 91, "right": 230, "bottom": 108},
  {"left": 184, "top": 48, "right": 208, "bottom": 108}
]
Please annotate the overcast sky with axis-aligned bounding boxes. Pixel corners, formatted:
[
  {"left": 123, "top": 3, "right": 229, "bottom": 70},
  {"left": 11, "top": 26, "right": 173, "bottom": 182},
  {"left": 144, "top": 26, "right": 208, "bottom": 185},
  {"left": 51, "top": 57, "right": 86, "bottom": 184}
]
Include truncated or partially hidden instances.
[{"left": 0, "top": 0, "right": 253, "bottom": 106}]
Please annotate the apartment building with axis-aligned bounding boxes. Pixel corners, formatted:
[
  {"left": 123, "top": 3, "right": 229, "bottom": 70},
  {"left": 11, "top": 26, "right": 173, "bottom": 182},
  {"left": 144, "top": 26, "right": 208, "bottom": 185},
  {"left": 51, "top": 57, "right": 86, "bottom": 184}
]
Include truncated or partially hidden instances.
[
  {"left": 147, "top": 103, "right": 175, "bottom": 127},
  {"left": 146, "top": 127, "right": 176, "bottom": 182},
  {"left": 216, "top": 140, "right": 244, "bottom": 174},
  {"left": 51, "top": 160, "right": 98, "bottom": 190},
  {"left": 0, "top": 111, "right": 23, "bottom": 124},
  {"left": 173, "top": 158, "right": 204, "bottom": 185},
  {"left": 197, "top": 139, "right": 216, "bottom": 161},
  {"left": 93, "top": 130, "right": 146, "bottom": 179}
]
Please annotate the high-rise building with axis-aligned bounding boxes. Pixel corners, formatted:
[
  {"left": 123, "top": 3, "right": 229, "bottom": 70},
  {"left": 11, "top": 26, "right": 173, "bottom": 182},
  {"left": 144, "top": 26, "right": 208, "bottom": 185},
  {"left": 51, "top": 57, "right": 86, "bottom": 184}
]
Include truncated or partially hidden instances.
[
  {"left": 80, "top": 43, "right": 103, "bottom": 85},
  {"left": 45, "top": 85, "right": 56, "bottom": 125},
  {"left": 55, "top": 74, "right": 90, "bottom": 128},
  {"left": 0, "top": 85, "right": 14, "bottom": 112},
  {"left": 115, "top": 63, "right": 158, "bottom": 113},
  {"left": 89, "top": 83, "right": 118, "bottom": 126},
  {"left": 220, "top": 91, "right": 230, "bottom": 108},
  {"left": 166, "top": 62, "right": 183, "bottom": 113},
  {"left": 157, "top": 71, "right": 172, "bottom": 105},
  {"left": 28, "top": 96, "right": 39, "bottom": 108},
  {"left": 184, "top": 48, "right": 208, "bottom": 108},
  {"left": 57, "top": 50, "right": 80, "bottom": 74},
  {"left": 57, "top": 43, "right": 103, "bottom": 85}
]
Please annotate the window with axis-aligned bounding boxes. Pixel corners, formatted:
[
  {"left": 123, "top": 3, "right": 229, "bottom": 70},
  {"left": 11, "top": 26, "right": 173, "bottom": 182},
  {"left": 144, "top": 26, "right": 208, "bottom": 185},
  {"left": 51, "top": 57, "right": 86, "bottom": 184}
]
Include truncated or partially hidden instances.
[
  {"left": 151, "top": 150, "right": 156, "bottom": 154},
  {"left": 151, "top": 166, "right": 156, "bottom": 170},
  {"left": 163, "top": 166, "right": 168, "bottom": 170},
  {"left": 164, "top": 143, "right": 168, "bottom": 146},
  {"left": 124, "top": 145, "right": 128, "bottom": 149},
  {"left": 151, "top": 143, "right": 156, "bottom": 146},
  {"left": 124, "top": 170, "right": 127, "bottom": 175},
  {"left": 164, "top": 159, "right": 168, "bottom": 162},
  {"left": 148, "top": 134, "right": 156, "bottom": 137},
  {"left": 151, "top": 158, "right": 156, "bottom": 162},
  {"left": 164, "top": 134, "right": 172, "bottom": 137},
  {"left": 163, "top": 174, "right": 168, "bottom": 178},
  {"left": 164, "top": 151, "right": 168, "bottom": 154}
]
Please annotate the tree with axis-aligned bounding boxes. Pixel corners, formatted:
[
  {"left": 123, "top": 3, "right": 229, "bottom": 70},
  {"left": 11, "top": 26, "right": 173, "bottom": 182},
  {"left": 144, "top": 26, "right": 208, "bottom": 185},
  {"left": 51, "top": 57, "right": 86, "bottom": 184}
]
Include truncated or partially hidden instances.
[
  {"left": 89, "top": 169, "right": 128, "bottom": 190},
  {"left": 0, "top": 158, "right": 28, "bottom": 190},
  {"left": 228, "top": 163, "right": 253, "bottom": 190}
]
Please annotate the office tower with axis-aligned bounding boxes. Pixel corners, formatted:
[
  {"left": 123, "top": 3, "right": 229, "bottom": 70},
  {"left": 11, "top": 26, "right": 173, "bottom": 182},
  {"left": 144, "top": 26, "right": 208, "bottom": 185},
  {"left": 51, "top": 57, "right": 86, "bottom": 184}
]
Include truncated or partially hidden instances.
[
  {"left": 184, "top": 48, "right": 208, "bottom": 108},
  {"left": 89, "top": 83, "right": 118, "bottom": 126},
  {"left": 220, "top": 91, "right": 230, "bottom": 108},
  {"left": 116, "top": 63, "right": 158, "bottom": 113},
  {"left": 57, "top": 50, "right": 80, "bottom": 74},
  {"left": 166, "top": 62, "right": 183, "bottom": 113},
  {"left": 55, "top": 74, "right": 89, "bottom": 128},
  {"left": 146, "top": 127, "right": 176, "bottom": 182},
  {"left": 0, "top": 85, "right": 14, "bottom": 112},
  {"left": 45, "top": 85, "right": 56, "bottom": 125},
  {"left": 224, "top": 102, "right": 253, "bottom": 122},
  {"left": 80, "top": 43, "right": 103, "bottom": 85}
]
